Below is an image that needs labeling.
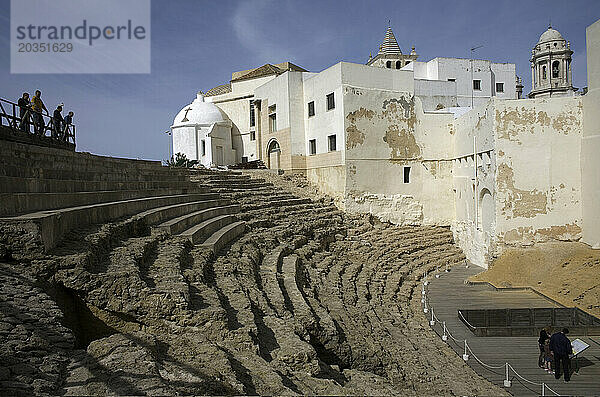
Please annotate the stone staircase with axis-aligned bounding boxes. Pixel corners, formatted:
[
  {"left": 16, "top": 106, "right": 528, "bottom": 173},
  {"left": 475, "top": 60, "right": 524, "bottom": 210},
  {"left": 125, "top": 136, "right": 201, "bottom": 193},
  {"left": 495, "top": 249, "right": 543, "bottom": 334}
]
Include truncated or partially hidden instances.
[
  {"left": 0, "top": 142, "right": 505, "bottom": 396},
  {"left": 0, "top": 140, "right": 246, "bottom": 260}
]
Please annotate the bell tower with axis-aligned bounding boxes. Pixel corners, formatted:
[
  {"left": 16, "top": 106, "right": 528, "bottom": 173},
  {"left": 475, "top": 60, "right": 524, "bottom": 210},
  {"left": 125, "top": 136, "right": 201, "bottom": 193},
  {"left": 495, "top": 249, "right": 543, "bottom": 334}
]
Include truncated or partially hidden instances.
[
  {"left": 528, "top": 25, "right": 575, "bottom": 98},
  {"left": 367, "top": 23, "right": 418, "bottom": 69}
]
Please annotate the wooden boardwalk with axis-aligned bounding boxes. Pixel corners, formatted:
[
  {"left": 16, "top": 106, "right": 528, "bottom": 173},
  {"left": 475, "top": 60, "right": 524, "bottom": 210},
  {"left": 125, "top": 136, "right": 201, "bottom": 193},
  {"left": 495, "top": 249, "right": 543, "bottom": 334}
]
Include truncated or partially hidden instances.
[{"left": 426, "top": 265, "right": 600, "bottom": 396}]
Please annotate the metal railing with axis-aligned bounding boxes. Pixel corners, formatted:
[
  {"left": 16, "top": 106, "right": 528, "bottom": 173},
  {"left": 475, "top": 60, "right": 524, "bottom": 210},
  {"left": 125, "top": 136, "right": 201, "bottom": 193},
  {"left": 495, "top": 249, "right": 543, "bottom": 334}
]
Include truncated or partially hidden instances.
[{"left": 0, "top": 96, "right": 76, "bottom": 145}]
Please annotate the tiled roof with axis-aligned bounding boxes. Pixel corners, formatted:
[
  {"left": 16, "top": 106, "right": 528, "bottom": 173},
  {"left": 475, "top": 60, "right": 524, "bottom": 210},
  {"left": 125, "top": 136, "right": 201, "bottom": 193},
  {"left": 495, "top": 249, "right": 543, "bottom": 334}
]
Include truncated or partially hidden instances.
[
  {"left": 205, "top": 83, "right": 232, "bottom": 97},
  {"left": 231, "top": 64, "right": 284, "bottom": 82}
]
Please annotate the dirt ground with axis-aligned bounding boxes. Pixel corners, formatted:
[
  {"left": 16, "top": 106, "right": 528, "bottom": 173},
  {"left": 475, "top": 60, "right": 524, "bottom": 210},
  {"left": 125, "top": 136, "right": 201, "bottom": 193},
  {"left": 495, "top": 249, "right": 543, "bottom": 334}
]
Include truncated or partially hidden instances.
[{"left": 470, "top": 242, "right": 600, "bottom": 317}]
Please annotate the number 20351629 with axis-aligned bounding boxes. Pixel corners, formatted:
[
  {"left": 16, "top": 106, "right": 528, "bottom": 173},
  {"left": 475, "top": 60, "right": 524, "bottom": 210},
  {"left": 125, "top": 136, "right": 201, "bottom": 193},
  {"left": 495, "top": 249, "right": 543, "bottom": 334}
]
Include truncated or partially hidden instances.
[{"left": 18, "top": 42, "right": 73, "bottom": 52}]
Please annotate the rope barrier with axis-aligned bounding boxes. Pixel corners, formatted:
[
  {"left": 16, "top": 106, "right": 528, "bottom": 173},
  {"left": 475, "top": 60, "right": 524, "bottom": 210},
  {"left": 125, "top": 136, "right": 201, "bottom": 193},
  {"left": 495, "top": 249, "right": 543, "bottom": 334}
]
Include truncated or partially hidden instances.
[
  {"left": 421, "top": 281, "right": 563, "bottom": 396},
  {"left": 464, "top": 341, "right": 506, "bottom": 370}
]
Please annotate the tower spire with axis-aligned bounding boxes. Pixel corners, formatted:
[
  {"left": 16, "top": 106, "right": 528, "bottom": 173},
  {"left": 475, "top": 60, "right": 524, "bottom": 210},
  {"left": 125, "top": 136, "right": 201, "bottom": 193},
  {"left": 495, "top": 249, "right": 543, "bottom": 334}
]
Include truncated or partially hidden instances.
[{"left": 378, "top": 25, "right": 402, "bottom": 55}]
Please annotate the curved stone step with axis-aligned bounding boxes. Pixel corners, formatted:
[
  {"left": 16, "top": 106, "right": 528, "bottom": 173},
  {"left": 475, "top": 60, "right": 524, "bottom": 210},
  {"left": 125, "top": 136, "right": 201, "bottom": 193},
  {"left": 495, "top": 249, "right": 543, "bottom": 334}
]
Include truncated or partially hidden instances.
[
  {"left": 0, "top": 175, "right": 198, "bottom": 194},
  {"left": 133, "top": 198, "right": 222, "bottom": 226},
  {"left": 179, "top": 214, "right": 236, "bottom": 245},
  {"left": 281, "top": 255, "right": 313, "bottom": 320},
  {"left": 0, "top": 164, "right": 189, "bottom": 183},
  {"left": 200, "top": 221, "right": 246, "bottom": 254},
  {"left": 0, "top": 193, "right": 213, "bottom": 257},
  {"left": 0, "top": 189, "right": 211, "bottom": 217},
  {"left": 154, "top": 204, "right": 239, "bottom": 235},
  {"left": 259, "top": 245, "right": 293, "bottom": 318}
]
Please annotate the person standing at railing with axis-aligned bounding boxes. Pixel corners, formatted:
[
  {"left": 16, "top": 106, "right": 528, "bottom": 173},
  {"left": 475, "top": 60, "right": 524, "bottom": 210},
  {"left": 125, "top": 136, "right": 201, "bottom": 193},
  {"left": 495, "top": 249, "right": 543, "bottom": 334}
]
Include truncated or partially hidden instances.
[
  {"left": 549, "top": 328, "right": 573, "bottom": 382},
  {"left": 538, "top": 328, "right": 550, "bottom": 368},
  {"left": 31, "top": 90, "right": 48, "bottom": 136},
  {"left": 17, "top": 92, "right": 31, "bottom": 132},
  {"left": 53, "top": 103, "right": 64, "bottom": 139},
  {"left": 63, "top": 111, "right": 74, "bottom": 141}
]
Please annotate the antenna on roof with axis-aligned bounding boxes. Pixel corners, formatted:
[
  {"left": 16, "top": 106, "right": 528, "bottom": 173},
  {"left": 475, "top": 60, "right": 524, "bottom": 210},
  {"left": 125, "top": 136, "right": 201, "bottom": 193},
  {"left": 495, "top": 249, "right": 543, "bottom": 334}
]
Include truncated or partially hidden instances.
[
  {"left": 388, "top": 19, "right": 391, "bottom": 27},
  {"left": 549, "top": 18, "right": 552, "bottom": 29}
]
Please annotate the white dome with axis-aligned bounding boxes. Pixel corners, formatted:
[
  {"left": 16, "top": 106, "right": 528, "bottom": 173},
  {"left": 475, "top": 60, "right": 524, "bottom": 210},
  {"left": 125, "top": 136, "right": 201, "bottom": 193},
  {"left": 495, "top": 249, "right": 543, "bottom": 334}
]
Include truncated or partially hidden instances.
[
  {"left": 538, "top": 27, "right": 564, "bottom": 43},
  {"left": 172, "top": 92, "right": 228, "bottom": 127}
]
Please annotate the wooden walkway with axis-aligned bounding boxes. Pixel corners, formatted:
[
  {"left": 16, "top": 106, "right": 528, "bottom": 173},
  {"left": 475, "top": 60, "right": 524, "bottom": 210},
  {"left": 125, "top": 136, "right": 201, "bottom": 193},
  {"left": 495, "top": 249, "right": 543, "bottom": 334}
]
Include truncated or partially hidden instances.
[{"left": 426, "top": 265, "right": 600, "bottom": 396}]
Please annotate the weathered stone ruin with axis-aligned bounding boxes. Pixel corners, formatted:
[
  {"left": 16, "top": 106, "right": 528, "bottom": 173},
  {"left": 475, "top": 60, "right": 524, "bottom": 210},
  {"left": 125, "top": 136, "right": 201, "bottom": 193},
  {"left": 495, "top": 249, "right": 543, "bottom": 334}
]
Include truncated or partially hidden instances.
[{"left": 0, "top": 139, "right": 506, "bottom": 396}]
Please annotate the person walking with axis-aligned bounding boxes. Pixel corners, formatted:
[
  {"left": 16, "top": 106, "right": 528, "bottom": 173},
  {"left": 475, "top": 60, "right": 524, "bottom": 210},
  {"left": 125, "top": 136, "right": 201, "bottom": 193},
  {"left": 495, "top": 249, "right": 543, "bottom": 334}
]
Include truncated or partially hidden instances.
[
  {"left": 53, "top": 103, "right": 65, "bottom": 139},
  {"left": 30, "top": 90, "right": 48, "bottom": 136},
  {"left": 549, "top": 328, "right": 573, "bottom": 382},
  {"left": 538, "top": 328, "right": 550, "bottom": 368},
  {"left": 17, "top": 92, "right": 30, "bottom": 132}
]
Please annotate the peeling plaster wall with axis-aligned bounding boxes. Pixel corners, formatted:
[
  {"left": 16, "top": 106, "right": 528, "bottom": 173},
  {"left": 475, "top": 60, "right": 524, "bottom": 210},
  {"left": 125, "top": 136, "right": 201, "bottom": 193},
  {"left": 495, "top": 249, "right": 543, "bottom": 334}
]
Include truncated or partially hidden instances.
[
  {"left": 582, "top": 19, "right": 600, "bottom": 248},
  {"left": 451, "top": 100, "right": 497, "bottom": 267},
  {"left": 343, "top": 85, "right": 455, "bottom": 226},
  {"left": 494, "top": 97, "right": 583, "bottom": 248},
  {"left": 452, "top": 96, "right": 584, "bottom": 267}
]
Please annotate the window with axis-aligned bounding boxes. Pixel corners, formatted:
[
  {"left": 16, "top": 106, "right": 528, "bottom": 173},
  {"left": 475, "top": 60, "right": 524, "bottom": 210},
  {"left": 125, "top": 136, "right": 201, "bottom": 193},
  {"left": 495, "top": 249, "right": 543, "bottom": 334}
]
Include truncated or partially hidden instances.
[
  {"left": 268, "top": 104, "right": 277, "bottom": 132},
  {"left": 309, "top": 139, "right": 316, "bottom": 155},
  {"left": 250, "top": 131, "right": 256, "bottom": 141},
  {"left": 386, "top": 61, "right": 392, "bottom": 68},
  {"left": 396, "top": 60, "right": 401, "bottom": 69},
  {"left": 405, "top": 60, "right": 411, "bottom": 66},
  {"left": 201, "top": 140, "right": 206, "bottom": 156},
  {"left": 552, "top": 61, "right": 560, "bottom": 78},
  {"left": 496, "top": 82, "right": 504, "bottom": 93},
  {"left": 326, "top": 93, "right": 335, "bottom": 111},
  {"left": 328, "top": 134, "right": 336, "bottom": 151},
  {"left": 242, "top": 156, "right": 248, "bottom": 164},
  {"left": 249, "top": 101, "right": 255, "bottom": 127},
  {"left": 448, "top": 78, "right": 456, "bottom": 82},
  {"left": 308, "top": 101, "right": 315, "bottom": 117},
  {"left": 473, "top": 80, "right": 481, "bottom": 90},
  {"left": 542, "top": 65, "right": 547, "bottom": 80},
  {"left": 403, "top": 166, "right": 411, "bottom": 183}
]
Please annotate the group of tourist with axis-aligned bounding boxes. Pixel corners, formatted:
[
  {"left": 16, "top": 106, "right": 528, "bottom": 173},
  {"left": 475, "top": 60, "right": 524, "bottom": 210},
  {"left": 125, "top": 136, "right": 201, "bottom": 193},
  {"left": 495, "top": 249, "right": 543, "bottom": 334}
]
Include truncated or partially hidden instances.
[
  {"left": 17, "top": 91, "right": 74, "bottom": 140},
  {"left": 538, "top": 328, "right": 574, "bottom": 382}
]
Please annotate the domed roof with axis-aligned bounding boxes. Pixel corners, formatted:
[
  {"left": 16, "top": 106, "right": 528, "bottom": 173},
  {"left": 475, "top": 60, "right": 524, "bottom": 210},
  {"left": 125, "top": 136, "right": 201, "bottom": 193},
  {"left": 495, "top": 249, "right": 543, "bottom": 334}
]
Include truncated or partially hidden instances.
[
  {"left": 172, "top": 92, "right": 228, "bottom": 127},
  {"left": 538, "top": 26, "right": 564, "bottom": 43}
]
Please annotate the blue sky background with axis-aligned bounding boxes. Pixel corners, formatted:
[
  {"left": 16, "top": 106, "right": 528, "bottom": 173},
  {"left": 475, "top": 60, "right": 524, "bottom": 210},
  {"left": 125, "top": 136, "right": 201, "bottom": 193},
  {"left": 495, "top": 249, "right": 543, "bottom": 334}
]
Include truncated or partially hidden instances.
[{"left": 1, "top": 0, "right": 599, "bottom": 161}]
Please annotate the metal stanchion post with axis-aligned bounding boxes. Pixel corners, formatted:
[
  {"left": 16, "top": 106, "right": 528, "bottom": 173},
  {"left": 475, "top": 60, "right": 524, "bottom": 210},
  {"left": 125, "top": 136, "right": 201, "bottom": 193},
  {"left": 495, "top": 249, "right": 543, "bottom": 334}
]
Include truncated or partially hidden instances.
[
  {"left": 463, "top": 340, "right": 469, "bottom": 361},
  {"left": 430, "top": 307, "right": 435, "bottom": 326},
  {"left": 504, "top": 362, "right": 512, "bottom": 387},
  {"left": 442, "top": 321, "right": 448, "bottom": 341}
]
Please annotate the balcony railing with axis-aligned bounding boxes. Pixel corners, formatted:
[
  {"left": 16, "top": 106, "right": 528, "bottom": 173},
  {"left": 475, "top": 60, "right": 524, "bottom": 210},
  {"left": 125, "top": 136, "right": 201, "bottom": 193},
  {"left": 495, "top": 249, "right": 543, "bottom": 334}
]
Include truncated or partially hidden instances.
[{"left": 0, "top": 96, "right": 76, "bottom": 145}]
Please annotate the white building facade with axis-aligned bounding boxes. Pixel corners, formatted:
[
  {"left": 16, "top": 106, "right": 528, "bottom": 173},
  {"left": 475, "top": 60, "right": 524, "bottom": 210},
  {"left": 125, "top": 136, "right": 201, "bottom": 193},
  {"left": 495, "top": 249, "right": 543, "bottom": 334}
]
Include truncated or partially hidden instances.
[{"left": 170, "top": 22, "right": 600, "bottom": 267}]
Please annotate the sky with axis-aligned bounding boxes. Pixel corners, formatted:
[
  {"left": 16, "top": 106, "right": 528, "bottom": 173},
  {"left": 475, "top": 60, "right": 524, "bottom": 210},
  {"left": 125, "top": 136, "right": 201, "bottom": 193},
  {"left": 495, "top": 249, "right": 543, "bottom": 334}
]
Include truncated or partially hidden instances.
[{"left": 1, "top": 0, "right": 599, "bottom": 161}]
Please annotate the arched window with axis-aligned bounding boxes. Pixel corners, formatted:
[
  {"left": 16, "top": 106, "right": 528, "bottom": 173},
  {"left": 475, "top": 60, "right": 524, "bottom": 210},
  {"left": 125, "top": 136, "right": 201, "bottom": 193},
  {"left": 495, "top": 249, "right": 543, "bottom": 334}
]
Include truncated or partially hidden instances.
[
  {"left": 552, "top": 61, "right": 560, "bottom": 78},
  {"left": 386, "top": 61, "right": 391, "bottom": 68},
  {"left": 542, "top": 65, "right": 547, "bottom": 80},
  {"left": 395, "top": 60, "right": 401, "bottom": 69}
]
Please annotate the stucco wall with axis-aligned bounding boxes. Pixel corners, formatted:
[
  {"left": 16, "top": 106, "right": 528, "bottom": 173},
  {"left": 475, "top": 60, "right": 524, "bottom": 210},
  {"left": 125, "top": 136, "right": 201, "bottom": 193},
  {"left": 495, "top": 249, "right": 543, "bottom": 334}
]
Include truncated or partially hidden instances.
[
  {"left": 494, "top": 97, "right": 583, "bottom": 247},
  {"left": 213, "top": 98, "right": 256, "bottom": 163},
  {"left": 303, "top": 63, "right": 344, "bottom": 162},
  {"left": 342, "top": 84, "right": 455, "bottom": 226},
  {"left": 414, "top": 79, "right": 458, "bottom": 111},
  {"left": 582, "top": 19, "right": 600, "bottom": 248},
  {"left": 451, "top": 100, "right": 498, "bottom": 267}
]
